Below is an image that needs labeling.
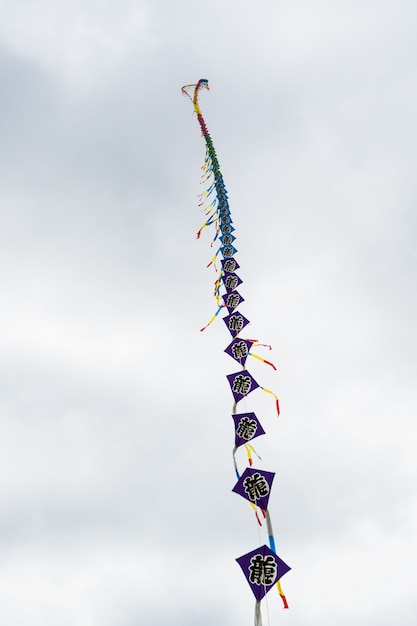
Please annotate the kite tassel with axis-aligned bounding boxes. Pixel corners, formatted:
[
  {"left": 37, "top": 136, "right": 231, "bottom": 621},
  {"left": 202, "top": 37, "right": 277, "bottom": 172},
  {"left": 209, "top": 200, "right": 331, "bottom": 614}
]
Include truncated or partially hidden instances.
[
  {"left": 260, "top": 386, "right": 280, "bottom": 416},
  {"left": 280, "top": 593, "right": 289, "bottom": 609},
  {"left": 244, "top": 444, "right": 261, "bottom": 466},
  {"left": 244, "top": 443, "right": 253, "bottom": 466},
  {"left": 254, "top": 342, "right": 272, "bottom": 350},
  {"left": 199, "top": 305, "right": 224, "bottom": 332},
  {"left": 277, "top": 580, "right": 289, "bottom": 609},
  {"left": 249, "top": 352, "right": 277, "bottom": 371},
  {"left": 263, "top": 358, "right": 277, "bottom": 371},
  {"left": 248, "top": 502, "right": 263, "bottom": 526}
]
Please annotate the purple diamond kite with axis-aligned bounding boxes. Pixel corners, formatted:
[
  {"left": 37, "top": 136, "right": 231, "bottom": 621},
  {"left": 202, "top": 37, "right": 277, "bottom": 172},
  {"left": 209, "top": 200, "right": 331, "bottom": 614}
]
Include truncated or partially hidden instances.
[
  {"left": 226, "top": 369, "right": 259, "bottom": 403},
  {"left": 221, "top": 272, "right": 242, "bottom": 292},
  {"left": 221, "top": 257, "right": 239, "bottom": 273},
  {"left": 222, "top": 290, "right": 244, "bottom": 313},
  {"left": 236, "top": 545, "right": 291, "bottom": 601},
  {"left": 232, "top": 412, "right": 265, "bottom": 448},
  {"left": 232, "top": 467, "right": 275, "bottom": 510},
  {"left": 225, "top": 338, "right": 254, "bottom": 365},
  {"left": 223, "top": 311, "right": 250, "bottom": 338}
]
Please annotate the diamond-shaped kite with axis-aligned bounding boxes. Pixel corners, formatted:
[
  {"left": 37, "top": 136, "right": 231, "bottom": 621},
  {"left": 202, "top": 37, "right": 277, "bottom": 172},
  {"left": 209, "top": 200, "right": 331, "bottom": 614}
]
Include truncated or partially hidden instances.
[
  {"left": 236, "top": 544, "right": 291, "bottom": 601},
  {"left": 226, "top": 369, "right": 259, "bottom": 403},
  {"left": 232, "top": 412, "right": 266, "bottom": 448},
  {"left": 232, "top": 467, "right": 275, "bottom": 510}
]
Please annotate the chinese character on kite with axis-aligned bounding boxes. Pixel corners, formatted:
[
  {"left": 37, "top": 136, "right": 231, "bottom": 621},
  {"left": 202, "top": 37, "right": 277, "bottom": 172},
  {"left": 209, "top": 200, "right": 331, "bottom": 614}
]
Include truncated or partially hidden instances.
[{"left": 182, "top": 79, "right": 291, "bottom": 626}]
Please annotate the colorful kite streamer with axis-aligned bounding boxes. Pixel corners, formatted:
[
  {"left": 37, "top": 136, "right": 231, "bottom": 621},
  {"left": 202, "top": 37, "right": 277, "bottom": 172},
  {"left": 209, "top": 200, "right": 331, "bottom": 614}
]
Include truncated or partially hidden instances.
[{"left": 182, "top": 79, "right": 290, "bottom": 626}]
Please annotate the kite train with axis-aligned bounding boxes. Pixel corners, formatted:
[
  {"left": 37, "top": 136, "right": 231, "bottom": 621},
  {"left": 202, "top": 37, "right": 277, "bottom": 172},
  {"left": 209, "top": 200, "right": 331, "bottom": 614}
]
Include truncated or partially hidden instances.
[{"left": 182, "top": 79, "right": 291, "bottom": 626}]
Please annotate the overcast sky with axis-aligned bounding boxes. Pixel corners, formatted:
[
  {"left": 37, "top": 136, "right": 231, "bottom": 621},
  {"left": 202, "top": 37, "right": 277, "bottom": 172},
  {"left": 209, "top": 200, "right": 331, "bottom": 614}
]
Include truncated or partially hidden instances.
[{"left": 0, "top": 1, "right": 416, "bottom": 625}]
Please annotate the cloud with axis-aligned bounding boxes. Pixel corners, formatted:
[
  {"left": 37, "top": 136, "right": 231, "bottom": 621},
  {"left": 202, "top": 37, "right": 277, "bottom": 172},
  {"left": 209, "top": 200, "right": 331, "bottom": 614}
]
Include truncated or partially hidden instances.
[{"left": 0, "top": 1, "right": 416, "bottom": 624}]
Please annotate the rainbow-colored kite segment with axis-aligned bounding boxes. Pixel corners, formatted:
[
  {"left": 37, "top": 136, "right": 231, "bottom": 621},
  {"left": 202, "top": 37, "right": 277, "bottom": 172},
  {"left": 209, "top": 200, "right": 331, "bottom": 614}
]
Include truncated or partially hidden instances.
[{"left": 182, "top": 79, "right": 291, "bottom": 626}]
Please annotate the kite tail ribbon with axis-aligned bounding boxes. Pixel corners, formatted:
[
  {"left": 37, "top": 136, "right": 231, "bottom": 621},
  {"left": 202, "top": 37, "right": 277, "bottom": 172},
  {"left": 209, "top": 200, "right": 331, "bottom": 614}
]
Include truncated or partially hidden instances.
[
  {"left": 265, "top": 510, "right": 289, "bottom": 609},
  {"left": 255, "top": 601, "right": 263, "bottom": 626},
  {"left": 260, "top": 386, "right": 280, "bottom": 416}
]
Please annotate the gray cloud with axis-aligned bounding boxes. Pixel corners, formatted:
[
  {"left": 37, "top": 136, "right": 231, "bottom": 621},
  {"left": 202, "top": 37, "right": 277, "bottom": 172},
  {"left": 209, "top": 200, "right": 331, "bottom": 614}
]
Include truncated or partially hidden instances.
[{"left": 0, "top": 1, "right": 416, "bottom": 624}]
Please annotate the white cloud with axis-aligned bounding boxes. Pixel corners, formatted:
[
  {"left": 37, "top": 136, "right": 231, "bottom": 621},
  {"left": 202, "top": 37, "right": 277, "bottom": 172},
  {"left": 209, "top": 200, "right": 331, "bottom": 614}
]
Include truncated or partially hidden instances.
[{"left": 0, "top": 1, "right": 416, "bottom": 624}]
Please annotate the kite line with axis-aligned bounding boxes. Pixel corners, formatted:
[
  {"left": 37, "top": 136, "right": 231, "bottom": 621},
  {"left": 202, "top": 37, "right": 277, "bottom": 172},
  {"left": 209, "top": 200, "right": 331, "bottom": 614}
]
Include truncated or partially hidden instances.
[{"left": 182, "top": 79, "right": 291, "bottom": 626}]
